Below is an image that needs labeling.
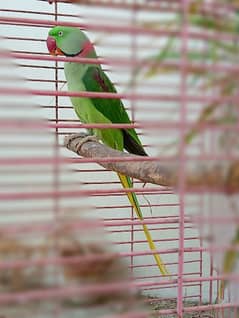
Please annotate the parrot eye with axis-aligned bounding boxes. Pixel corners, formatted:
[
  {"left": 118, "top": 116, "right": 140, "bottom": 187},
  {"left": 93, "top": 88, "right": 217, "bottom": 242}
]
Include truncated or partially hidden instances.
[{"left": 58, "top": 31, "right": 63, "bottom": 37}]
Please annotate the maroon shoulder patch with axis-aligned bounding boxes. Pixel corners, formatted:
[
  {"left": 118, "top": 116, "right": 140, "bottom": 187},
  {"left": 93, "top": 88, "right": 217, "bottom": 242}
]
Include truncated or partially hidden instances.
[{"left": 93, "top": 69, "right": 109, "bottom": 92}]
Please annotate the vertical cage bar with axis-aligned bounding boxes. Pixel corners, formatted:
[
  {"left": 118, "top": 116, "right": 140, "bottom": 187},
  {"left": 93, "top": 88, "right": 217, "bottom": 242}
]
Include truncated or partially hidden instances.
[
  {"left": 53, "top": 3, "right": 61, "bottom": 317},
  {"left": 177, "top": 0, "right": 189, "bottom": 316},
  {"left": 129, "top": 0, "right": 138, "bottom": 278}
]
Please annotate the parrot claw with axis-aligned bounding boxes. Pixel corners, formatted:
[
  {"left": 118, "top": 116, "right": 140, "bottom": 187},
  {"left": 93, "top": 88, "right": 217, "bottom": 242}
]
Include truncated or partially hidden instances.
[
  {"left": 75, "top": 134, "right": 98, "bottom": 153},
  {"left": 64, "top": 133, "right": 99, "bottom": 154}
]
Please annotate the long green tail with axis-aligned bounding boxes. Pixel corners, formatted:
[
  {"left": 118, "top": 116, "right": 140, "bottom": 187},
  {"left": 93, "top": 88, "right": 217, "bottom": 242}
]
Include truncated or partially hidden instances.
[{"left": 117, "top": 172, "right": 170, "bottom": 276}]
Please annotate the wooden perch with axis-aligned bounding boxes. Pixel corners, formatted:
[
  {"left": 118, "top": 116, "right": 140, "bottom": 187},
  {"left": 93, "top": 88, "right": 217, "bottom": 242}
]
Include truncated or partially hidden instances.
[{"left": 64, "top": 133, "right": 239, "bottom": 194}]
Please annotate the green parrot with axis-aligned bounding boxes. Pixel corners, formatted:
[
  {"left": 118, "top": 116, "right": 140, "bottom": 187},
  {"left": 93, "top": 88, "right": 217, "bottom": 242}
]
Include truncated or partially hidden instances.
[{"left": 47, "top": 26, "right": 169, "bottom": 276}]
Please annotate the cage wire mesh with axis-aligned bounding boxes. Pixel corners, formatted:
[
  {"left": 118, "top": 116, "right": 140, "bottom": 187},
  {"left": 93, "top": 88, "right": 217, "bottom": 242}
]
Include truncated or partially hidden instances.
[{"left": 0, "top": 0, "right": 239, "bottom": 317}]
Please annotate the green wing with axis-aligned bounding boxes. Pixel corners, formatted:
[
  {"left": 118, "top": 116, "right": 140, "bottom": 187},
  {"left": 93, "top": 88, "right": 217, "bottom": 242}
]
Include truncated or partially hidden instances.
[{"left": 82, "top": 66, "right": 147, "bottom": 156}]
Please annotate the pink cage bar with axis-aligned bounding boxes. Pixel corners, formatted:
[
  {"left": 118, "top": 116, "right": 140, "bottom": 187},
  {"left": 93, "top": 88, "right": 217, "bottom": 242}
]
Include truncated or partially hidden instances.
[{"left": 0, "top": 0, "right": 238, "bottom": 317}]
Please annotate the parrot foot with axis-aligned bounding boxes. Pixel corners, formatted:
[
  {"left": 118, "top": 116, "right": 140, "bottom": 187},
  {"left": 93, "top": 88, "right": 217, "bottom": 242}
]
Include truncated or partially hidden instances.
[
  {"left": 65, "top": 133, "right": 99, "bottom": 153},
  {"left": 75, "top": 134, "right": 98, "bottom": 153}
]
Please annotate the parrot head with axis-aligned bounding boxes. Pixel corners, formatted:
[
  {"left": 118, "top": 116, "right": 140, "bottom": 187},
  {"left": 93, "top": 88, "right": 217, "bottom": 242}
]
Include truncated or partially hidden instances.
[{"left": 47, "top": 26, "right": 96, "bottom": 58}]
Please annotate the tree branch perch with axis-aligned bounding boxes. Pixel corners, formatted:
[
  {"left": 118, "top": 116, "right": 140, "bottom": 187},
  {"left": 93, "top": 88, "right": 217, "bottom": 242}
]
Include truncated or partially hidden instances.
[{"left": 64, "top": 133, "right": 239, "bottom": 194}]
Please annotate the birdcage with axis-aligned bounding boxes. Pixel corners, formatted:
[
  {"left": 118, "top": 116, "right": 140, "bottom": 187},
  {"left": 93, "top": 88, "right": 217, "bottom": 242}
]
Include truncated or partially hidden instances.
[{"left": 0, "top": 0, "right": 238, "bottom": 317}]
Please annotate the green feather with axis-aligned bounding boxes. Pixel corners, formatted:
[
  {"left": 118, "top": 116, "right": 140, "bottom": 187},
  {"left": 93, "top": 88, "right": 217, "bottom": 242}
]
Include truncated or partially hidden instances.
[
  {"left": 48, "top": 26, "right": 169, "bottom": 276},
  {"left": 81, "top": 66, "right": 145, "bottom": 153},
  {"left": 118, "top": 173, "right": 170, "bottom": 276}
]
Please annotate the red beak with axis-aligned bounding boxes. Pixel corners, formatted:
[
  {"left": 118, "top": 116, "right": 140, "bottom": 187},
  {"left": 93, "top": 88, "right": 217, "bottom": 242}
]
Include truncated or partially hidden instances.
[
  {"left": 47, "top": 36, "right": 57, "bottom": 55},
  {"left": 47, "top": 36, "right": 64, "bottom": 56}
]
